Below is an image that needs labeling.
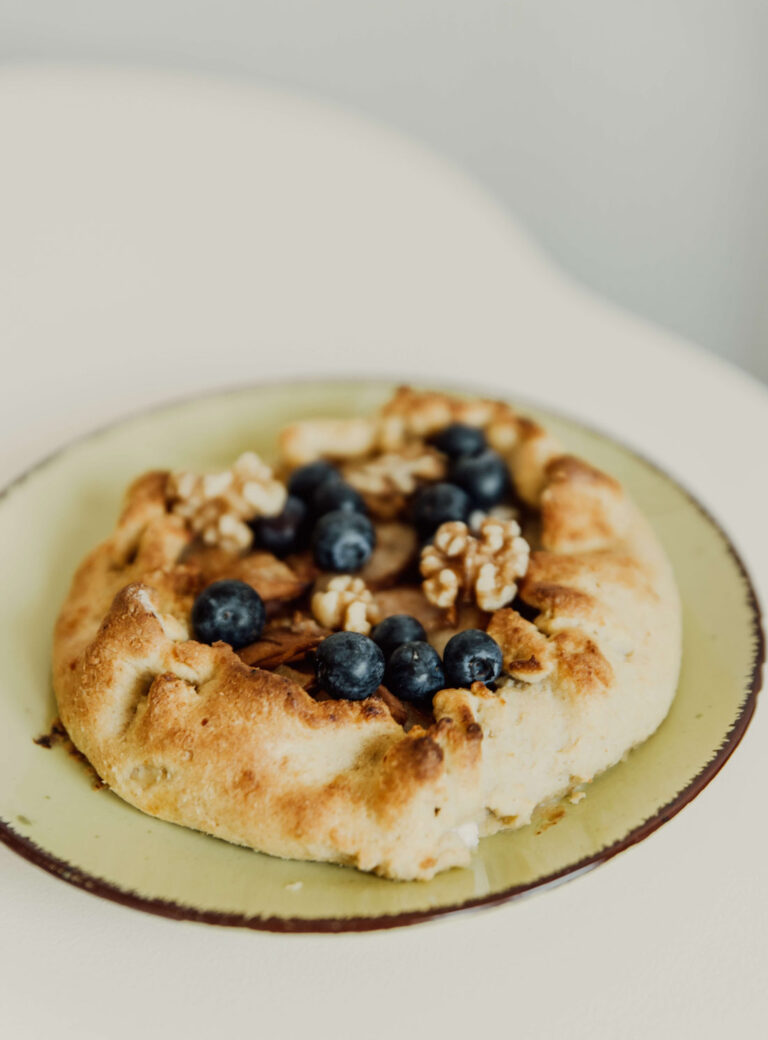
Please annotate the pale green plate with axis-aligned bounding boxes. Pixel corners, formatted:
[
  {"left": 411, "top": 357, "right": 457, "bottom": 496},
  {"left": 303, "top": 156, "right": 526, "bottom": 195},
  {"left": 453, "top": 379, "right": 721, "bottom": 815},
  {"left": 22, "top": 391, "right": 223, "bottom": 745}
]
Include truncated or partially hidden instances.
[{"left": 0, "top": 382, "right": 762, "bottom": 932}]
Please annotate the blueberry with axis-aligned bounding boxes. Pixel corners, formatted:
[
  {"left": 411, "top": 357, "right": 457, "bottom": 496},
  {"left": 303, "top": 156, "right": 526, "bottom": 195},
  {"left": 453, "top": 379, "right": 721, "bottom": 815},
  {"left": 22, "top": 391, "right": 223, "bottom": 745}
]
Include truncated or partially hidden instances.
[
  {"left": 385, "top": 641, "right": 445, "bottom": 706},
  {"left": 251, "top": 495, "right": 307, "bottom": 556},
  {"left": 287, "top": 460, "right": 339, "bottom": 503},
  {"left": 312, "top": 509, "right": 375, "bottom": 572},
  {"left": 450, "top": 449, "right": 510, "bottom": 509},
  {"left": 443, "top": 629, "right": 503, "bottom": 688},
  {"left": 410, "top": 482, "right": 471, "bottom": 540},
  {"left": 429, "top": 423, "right": 487, "bottom": 460},
  {"left": 191, "top": 579, "right": 265, "bottom": 650},
  {"left": 315, "top": 631, "right": 385, "bottom": 700},
  {"left": 312, "top": 477, "right": 366, "bottom": 518},
  {"left": 371, "top": 614, "right": 428, "bottom": 660}
]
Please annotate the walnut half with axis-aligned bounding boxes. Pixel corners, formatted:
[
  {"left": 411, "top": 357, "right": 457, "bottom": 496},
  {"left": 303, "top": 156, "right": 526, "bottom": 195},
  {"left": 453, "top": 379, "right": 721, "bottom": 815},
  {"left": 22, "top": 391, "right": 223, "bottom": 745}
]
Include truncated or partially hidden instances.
[
  {"left": 344, "top": 445, "right": 445, "bottom": 497},
  {"left": 311, "top": 575, "right": 380, "bottom": 635},
  {"left": 168, "top": 452, "right": 286, "bottom": 552},
  {"left": 420, "top": 517, "right": 530, "bottom": 613}
]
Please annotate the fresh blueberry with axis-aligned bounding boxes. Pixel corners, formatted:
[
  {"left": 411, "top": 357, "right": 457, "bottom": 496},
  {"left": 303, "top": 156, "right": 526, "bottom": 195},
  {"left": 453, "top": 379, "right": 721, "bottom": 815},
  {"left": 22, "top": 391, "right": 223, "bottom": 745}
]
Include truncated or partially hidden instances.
[
  {"left": 287, "top": 460, "right": 339, "bottom": 503},
  {"left": 191, "top": 579, "right": 265, "bottom": 650},
  {"left": 312, "top": 477, "right": 366, "bottom": 518},
  {"left": 385, "top": 641, "right": 445, "bottom": 706},
  {"left": 312, "top": 509, "right": 375, "bottom": 572},
  {"left": 315, "top": 631, "right": 385, "bottom": 700},
  {"left": 410, "top": 482, "right": 471, "bottom": 540},
  {"left": 443, "top": 629, "right": 503, "bottom": 688},
  {"left": 429, "top": 423, "right": 487, "bottom": 460},
  {"left": 251, "top": 495, "right": 307, "bottom": 556},
  {"left": 371, "top": 614, "right": 428, "bottom": 660},
  {"left": 450, "top": 449, "right": 510, "bottom": 509}
]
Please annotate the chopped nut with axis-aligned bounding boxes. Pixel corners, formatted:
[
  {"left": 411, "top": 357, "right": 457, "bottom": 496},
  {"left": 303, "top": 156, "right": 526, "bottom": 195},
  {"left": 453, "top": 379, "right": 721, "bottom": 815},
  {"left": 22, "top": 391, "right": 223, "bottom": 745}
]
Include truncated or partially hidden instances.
[
  {"left": 344, "top": 446, "right": 445, "bottom": 497},
  {"left": 420, "top": 518, "right": 530, "bottom": 612},
  {"left": 311, "top": 575, "right": 380, "bottom": 635},
  {"left": 468, "top": 504, "right": 523, "bottom": 538},
  {"left": 343, "top": 447, "right": 446, "bottom": 519},
  {"left": 425, "top": 564, "right": 461, "bottom": 610},
  {"left": 168, "top": 452, "right": 286, "bottom": 552}
]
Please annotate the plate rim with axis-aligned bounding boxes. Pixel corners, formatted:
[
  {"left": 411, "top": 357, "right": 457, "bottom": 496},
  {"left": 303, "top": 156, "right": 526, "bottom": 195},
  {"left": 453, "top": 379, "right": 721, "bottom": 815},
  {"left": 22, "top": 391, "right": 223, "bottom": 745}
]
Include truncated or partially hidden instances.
[{"left": 0, "top": 378, "right": 763, "bottom": 933}]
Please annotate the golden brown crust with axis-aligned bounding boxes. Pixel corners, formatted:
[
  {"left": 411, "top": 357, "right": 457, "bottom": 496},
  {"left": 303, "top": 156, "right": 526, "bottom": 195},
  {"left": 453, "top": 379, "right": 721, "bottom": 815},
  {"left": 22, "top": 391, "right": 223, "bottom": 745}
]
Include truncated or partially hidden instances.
[
  {"left": 539, "top": 455, "right": 628, "bottom": 552},
  {"left": 52, "top": 388, "right": 682, "bottom": 880},
  {"left": 183, "top": 545, "right": 309, "bottom": 601},
  {"left": 486, "top": 608, "right": 555, "bottom": 681}
]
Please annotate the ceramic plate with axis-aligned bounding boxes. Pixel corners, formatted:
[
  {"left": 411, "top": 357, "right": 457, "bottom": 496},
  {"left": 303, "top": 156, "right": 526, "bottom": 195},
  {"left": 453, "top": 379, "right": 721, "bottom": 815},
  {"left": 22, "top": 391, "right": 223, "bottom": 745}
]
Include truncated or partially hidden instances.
[{"left": 0, "top": 381, "right": 762, "bottom": 931}]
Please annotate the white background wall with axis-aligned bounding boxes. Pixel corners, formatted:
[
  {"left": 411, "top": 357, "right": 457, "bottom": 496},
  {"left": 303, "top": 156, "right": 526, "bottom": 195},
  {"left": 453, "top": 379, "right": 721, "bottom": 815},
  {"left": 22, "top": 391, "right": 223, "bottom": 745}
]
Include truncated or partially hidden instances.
[{"left": 2, "top": 0, "right": 766, "bottom": 382}]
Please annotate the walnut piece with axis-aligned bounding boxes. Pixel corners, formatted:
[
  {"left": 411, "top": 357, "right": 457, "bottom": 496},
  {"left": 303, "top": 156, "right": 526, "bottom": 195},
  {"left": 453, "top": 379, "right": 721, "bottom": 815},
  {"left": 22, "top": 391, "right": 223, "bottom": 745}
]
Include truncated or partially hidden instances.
[
  {"left": 168, "top": 452, "right": 286, "bottom": 552},
  {"left": 420, "top": 517, "right": 530, "bottom": 612},
  {"left": 468, "top": 503, "right": 520, "bottom": 532},
  {"left": 311, "top": 575, "right": 380, "bottom": 635},
  {"left": 343, "top": 446, "right": 446, "bottom": 518},
  {"left": 344, "top": 445, "right": 445, "bottom": 497}
]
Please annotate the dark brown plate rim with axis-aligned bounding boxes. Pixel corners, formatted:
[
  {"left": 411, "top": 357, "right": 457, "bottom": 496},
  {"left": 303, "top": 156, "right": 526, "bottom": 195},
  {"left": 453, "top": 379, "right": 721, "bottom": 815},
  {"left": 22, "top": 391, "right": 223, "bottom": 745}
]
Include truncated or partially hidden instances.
[{"left": 0, "top": 377, "right": 763, "bottom": 933}]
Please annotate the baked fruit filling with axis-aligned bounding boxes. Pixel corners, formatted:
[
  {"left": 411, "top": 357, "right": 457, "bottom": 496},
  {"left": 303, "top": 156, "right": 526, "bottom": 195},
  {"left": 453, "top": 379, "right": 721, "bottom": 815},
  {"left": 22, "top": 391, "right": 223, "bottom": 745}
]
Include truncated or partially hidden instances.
[
  {"left": 52, "top": 387, "right": 682, "bottom": 879},
  {"left": 172, "top": 395, "right": 536, "bottom": 728}
]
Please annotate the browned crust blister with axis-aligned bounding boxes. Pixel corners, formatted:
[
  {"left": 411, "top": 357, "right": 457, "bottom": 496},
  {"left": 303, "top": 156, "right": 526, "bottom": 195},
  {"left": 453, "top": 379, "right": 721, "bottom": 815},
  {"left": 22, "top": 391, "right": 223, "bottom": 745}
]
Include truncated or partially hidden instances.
[{"left": 52, "top": 389, "right": 682, "bottom": 880}]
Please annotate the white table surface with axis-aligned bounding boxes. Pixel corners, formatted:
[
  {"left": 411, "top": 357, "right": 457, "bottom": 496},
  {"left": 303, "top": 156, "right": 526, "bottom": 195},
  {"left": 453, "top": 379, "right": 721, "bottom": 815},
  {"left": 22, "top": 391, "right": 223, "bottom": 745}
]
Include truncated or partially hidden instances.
[{"left": 0, "top": 67, "right": 765, "bottom": 1039}]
